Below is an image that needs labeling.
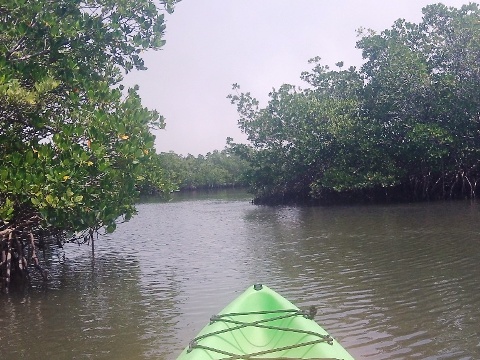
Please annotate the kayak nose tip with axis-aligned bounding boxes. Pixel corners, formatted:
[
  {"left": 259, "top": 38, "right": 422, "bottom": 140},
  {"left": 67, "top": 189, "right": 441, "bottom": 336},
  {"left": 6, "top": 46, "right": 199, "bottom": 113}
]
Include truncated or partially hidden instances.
[{"left": 253, "top": 284, "right": 263, "bottom": 290}]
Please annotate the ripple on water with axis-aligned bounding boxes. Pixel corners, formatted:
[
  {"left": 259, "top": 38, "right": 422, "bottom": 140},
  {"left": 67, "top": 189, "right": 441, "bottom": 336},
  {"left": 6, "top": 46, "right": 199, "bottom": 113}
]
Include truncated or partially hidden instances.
[{"left": 2, "top": 195, "right": 480, "bottom": 360}]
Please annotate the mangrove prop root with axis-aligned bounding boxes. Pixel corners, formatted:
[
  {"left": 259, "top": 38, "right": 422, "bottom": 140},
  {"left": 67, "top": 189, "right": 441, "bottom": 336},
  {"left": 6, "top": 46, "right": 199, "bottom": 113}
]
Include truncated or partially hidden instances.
[
  {"left": 29, "top": 232, "right": 48, "bottom": 281},
  {"left": 5, "top": 232, "right": 12, "bottom": 292},
  {"left": 0, "top": 230, "right": 48, "bottom": 293}
]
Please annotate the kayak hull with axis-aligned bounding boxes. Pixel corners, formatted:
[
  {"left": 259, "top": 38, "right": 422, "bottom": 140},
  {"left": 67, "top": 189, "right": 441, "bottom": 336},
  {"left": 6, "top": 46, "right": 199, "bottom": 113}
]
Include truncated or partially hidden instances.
[{"left": 177, "top": 284, "right": 354, "bottom": 359}]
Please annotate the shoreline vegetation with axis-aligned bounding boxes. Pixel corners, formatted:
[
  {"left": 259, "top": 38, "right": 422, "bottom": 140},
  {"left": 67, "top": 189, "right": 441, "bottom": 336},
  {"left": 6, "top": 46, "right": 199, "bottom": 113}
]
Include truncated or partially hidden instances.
[
  {"left": 228, "top": 3, "right": 480, "bottom": 206},
  {"left": 1, "top": 0, "right": 179, "bottom": 292},
  {"left": 155, "top": 150, "right": 250, "bottom": 192}
]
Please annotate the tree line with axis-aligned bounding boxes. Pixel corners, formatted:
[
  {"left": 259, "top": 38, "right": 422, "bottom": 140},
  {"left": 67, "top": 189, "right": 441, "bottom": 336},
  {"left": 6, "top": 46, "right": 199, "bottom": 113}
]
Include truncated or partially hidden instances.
[
  {"left": 138, "top": 149, "right": 250, "bottom": 194},
  {"left": 228, "top": 3, "right": 480, "bottom": 205}
]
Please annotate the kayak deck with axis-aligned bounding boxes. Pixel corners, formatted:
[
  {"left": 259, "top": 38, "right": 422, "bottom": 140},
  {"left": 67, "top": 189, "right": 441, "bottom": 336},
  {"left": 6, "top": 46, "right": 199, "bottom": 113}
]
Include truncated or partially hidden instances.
[{"left": 177, "top": 284, "right": 354, "bottom": 359}]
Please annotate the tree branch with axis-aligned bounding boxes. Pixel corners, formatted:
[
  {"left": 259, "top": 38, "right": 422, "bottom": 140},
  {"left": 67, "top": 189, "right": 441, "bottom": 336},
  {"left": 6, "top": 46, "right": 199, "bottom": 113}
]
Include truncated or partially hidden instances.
[{"left": 5, "top": 14, "right": 39, "bottom": 60}]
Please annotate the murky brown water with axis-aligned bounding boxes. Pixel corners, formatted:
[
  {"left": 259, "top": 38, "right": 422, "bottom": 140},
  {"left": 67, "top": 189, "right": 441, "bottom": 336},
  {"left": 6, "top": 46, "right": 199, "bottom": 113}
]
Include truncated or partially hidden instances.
[{"left": 1, "top": 190, "right": 480, "bottom": 359}]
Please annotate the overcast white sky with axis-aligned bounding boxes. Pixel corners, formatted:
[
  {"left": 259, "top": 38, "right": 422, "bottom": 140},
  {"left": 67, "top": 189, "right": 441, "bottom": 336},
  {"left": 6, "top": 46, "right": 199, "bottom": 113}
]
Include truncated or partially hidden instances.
[{"left": 125, "top": 0, "right": 470, "bottom": 156}]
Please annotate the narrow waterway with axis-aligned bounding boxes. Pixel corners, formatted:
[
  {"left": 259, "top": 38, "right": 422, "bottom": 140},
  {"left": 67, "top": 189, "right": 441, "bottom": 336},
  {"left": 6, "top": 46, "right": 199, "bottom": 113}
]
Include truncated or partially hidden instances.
[{"left": 1, "top": 190, "right": 480, "bottom": 359}]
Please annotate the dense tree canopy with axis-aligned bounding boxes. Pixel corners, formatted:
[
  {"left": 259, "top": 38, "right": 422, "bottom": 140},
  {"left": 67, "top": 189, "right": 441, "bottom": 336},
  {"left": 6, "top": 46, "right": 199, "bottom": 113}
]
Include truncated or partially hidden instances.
[
  {"left": 1, "top": 0, "right": 177, "bottom": 291},
  {"left": 153, "top": 150, "right": 250, "bottom": 191},
  {"left": 229, "top": 3, "right": 480, "bottom": 204}
]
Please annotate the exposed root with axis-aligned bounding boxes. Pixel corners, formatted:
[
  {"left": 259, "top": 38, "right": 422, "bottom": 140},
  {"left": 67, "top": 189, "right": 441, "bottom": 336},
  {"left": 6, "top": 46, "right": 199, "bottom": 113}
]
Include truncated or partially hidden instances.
[{"left": 1, "top": 230, "right": 49, "bottom": 293}]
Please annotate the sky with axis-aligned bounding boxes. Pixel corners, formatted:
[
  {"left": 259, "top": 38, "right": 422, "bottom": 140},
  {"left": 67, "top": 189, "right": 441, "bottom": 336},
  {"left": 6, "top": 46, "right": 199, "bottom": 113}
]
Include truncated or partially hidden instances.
[{"left": 125, "top": 0, "right": 470, "bottom": 156}]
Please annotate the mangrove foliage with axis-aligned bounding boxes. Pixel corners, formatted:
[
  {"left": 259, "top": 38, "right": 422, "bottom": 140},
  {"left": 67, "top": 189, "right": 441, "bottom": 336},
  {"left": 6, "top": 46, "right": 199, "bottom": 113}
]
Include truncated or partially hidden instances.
[
  {"left": 0, "top": 0, "right": 177, "bottom": 291},
  {"left": 153, "top": 150, "right": 250, "bottom": 191},
  {"left": 228, "top": 3, "right": 480, "bottom": 204}
]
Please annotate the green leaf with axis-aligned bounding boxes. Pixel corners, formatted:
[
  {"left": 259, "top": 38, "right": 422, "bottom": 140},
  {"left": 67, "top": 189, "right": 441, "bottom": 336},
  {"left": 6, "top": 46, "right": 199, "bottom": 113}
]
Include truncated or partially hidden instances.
[
  {"left": 105, "top": 223, "right": 116, "bottom": 233},
  {"left": 25, "top": 150, "right": 35, "bottom": 165},
  {"left": 0, "top": 0, "right": 178, "bottom": 237}
]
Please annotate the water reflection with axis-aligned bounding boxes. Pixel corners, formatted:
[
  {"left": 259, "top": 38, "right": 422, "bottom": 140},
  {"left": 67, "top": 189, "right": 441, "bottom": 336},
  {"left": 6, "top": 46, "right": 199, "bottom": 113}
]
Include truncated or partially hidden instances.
[
  {"left": 1, "top": 250, "right": 155, "bottom": 359},
  {"left": 240, "top": 202, "right": 480, "bottom": 359},
  {"left": 1, "top": 192, "right": 480, "bottom": 360}
]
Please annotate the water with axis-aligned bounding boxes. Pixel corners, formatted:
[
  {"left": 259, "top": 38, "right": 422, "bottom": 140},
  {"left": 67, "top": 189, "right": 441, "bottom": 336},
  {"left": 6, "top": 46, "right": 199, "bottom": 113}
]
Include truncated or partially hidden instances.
[{"left": 1, "top": 189, "right": 480, "bottom": 359}]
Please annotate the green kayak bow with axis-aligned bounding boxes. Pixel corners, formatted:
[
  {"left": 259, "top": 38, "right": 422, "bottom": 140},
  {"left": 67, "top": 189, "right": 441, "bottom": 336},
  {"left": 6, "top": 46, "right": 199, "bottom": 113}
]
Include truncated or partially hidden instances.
[{"left": 177, "top": 284, "right": 354, "bottom": 359}]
